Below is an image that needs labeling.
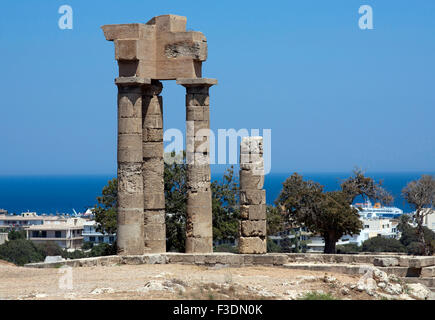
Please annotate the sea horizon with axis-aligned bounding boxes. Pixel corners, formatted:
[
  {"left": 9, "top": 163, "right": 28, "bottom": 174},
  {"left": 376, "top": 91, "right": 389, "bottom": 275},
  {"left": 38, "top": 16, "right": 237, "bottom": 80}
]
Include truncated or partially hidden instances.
[{"left": 0, "top": 171, "right": 433, "bottom": 215}]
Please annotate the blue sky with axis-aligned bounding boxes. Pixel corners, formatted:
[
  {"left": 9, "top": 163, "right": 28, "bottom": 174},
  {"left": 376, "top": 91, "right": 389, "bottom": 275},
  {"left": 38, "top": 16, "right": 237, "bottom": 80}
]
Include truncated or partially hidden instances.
[{"left": 0, "top": 0, "right": 434, "bottom": 175}]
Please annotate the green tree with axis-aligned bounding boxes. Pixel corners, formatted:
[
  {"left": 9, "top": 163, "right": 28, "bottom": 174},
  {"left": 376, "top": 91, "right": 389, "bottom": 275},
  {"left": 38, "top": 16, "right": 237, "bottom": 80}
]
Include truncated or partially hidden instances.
[
  {"left": 8, "top": 229, "right": 26, "bottom": 240},
  {"left": 361, "top": 236, "right": 406, "bottom": 253},
  {"left": 164, "top": 152, "right": 188, "bottom": 252},
  {"left": 94, "top": 178, "right": 118, "bottom": 235},
  {"left": 398, "top": 214, "right": 435, "bottom": 255},
  {"left": 212, "top": 166, "right": 240, "bottom": 244},
  {"left": 0, "top": 239, "right": 44, "bottom": 266},
  {"left": 277, "top": 173, "right": 363, "bottom": 254},
  {"left": 402, "top": 175, "right": 435, "bottom": 255},
  {"left": 266, "top": 205, "right": 286, "bottom": 236}
]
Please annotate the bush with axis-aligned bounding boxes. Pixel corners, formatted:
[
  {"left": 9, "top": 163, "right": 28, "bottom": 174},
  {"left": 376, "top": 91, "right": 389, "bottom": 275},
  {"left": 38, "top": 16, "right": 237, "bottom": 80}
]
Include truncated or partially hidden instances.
[
  {"left": 362, "top": 236, "right": 406, "bottom": 253},
  {"left": 82, "top": 242, "right": 94, "bottom": 250},
  {"left": 61, "top": 249, "right": 87, "bottom": 260},
  {"left": 267, "top": 238, "right": 282, "bottom": 253},
  {"left": 214, "top": 243, "right": 237, "bottom": 253},
  {"left": 88, "top": 243, "right": 117, "bottom": 257},
  {"left": 406, "top": 242, "right": 425, "bottom": 255},
  {"left": 36, "top": 241, "right": 63, "bottom": 257},
  {"left": 336, "top": 243, "right": 361, "bottom": 254},
  {"left": 8, "top": 230, "right": 26, "bottom": 240},
  {"left": 0, "top": 239, "right": 44, "bottom": 266}
]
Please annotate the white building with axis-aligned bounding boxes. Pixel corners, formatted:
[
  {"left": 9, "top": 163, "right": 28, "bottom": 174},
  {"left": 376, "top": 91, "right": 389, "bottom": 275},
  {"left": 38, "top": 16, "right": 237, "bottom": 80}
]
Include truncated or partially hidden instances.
[
  {"left": 0, "top": 212, "right": 64, "bottom": 230},
  {"left": 82, "top": 221, "right": 116, "bottom": 245},
  {"left": 26, "top": 217, "right": 86, "bottom": 249},
  {"left": 305, "top": 217, "right": 400, "bottom": 251},
  {"left": 423, "top": 209, "right": 435, "bottom": 232}
]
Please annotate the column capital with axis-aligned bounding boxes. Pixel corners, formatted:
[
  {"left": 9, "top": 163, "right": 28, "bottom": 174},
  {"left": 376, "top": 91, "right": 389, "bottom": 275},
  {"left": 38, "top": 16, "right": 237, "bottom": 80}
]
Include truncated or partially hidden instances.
[
  {"left": 176, "top": 78, "right": 217, "bottom": 88},
  {"left": 115, "top": 77, "right": 152, "bottom": 87}
]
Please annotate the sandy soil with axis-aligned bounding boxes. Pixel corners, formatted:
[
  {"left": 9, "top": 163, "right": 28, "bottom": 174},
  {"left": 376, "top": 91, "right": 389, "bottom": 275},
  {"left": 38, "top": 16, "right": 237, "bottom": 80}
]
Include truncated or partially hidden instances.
[{"left": 0, "top": 261, "right": 375, "bottom": 300}]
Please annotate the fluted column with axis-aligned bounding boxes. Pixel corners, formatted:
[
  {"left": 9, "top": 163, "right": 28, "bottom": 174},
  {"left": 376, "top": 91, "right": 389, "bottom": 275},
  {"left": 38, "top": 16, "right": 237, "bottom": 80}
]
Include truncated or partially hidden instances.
[
  {"left": 116, "top": 77, "right": 150, "bottom": 255},
  {"left": 142, "top": 80, "right": 166, "bottom": 253},
  {"left": 177, "top": 78, "right": 217, "bottom": 253}
]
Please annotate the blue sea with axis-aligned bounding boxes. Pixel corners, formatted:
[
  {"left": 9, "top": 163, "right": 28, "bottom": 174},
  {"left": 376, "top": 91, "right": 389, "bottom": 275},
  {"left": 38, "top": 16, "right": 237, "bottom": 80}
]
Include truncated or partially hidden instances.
[{"left": 0, "top": 172, "right": 432, "bottom": 215}]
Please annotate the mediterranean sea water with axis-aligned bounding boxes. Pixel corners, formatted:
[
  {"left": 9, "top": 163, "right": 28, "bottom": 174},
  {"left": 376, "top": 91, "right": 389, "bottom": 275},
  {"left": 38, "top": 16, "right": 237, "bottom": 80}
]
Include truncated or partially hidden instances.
[{"left": 0, "top": 172, "right": 432, "bottom": 215}]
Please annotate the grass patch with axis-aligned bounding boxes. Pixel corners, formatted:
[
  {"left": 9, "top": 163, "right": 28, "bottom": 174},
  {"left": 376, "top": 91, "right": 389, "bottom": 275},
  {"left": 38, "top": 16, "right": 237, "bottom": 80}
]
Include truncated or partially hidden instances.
[{"left": 299, "top": 291, "right": 337, "bottom": 300}]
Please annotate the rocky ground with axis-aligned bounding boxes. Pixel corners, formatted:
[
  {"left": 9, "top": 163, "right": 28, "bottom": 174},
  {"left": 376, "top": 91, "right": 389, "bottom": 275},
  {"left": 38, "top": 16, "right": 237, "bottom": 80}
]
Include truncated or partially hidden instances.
[{"left": 0, "top": 260, "right": 431, "bottom": 300}]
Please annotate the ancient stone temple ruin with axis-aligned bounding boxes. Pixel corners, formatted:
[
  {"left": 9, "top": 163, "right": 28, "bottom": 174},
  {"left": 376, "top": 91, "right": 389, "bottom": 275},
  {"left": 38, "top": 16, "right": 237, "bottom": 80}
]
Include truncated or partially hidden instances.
[
  {"left": 102, "top": 15, "right": 216, "bottom": 255},
  {"left": 239, "top": 137, "right": 267, "bottom": 254},
  {"left": 102, "top": 14, "right": 266, "bottom": 256}
]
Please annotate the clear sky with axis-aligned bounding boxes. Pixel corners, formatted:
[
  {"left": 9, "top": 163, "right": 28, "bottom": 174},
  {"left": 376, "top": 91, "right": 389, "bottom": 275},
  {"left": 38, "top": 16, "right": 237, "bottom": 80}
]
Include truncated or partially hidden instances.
[{"left": 0, "top": 0, "right": 434, "bottom": 175}]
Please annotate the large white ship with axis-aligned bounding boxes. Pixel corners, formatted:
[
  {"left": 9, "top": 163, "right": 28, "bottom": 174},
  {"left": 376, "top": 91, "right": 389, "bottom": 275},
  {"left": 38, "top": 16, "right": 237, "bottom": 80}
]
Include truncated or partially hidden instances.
[{"left": 352, "top": 200, "right": 403, "bottom": 219}]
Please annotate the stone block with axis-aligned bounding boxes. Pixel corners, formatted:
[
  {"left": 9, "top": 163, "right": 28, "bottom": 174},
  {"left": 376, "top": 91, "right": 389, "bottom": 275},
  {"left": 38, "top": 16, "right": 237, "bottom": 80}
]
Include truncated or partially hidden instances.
[
  {"left": 118, "top": 118, "right": 142, "bottom": 134},
  {"left": 121, "top": 255, "right": 145, "bottom": 265},
  {"left": 252, "top": 254, "right": 274, "bottom": 265},
  {"left": 142, "top": 158, "right": 164, "bottom": 175},
  {"left": 186, "top": 94, "right": 210, "bottom": 107},
  {"left": 117, "top": 223, "right": 144, "bottom": 255},
  {"left": 144, "top": 190, "right": 165, "bottom": 210},
  {"left": 241, "top": 220, "right": 266, "bottom": 237},
  {"left": 142, "top": 96, "right": 163, "bottom": 115},
  {"left": 240, "top": 204, "right": 267, "bottom": 220},
  {"left": 185, "top": 237, "right": 213, "bottom": 253},
  {"left": 115, "top": 39, "right": 154, "bottom": 61},
  {"left": 142, "top": 142, "right": 164, "bottom": 159},
  {"left": 240, "top": 136, "right": 263, "bottom": 155},
  {"left": 421, "top": 266, "right": 435, "bottom": 278},
  {"left": 144, "top": 240, "right": 166, "bottom": 254},
  {"left": 272, "top": 254, "right": 288, "bottom": 266},
  {"left": 373, "top": 257, "right": 399, "bottom": 267},
  {"left": 240, "top": 190, "right": 266, "bottom": 205},
  {"left": 117, "top": 208, "right": 143, "bottom": 225},
  {"left": 239, "top": 237, "right": 267, "bottom": 254},
  {"left": 118, "top": 134, "right": 143, "bottom": 163},
  {"left": 118, "top": 93, "right": 142, "bottom": 118},
  {"left": 117, "top": 192, "right": 144, "bottom": 210},
  {"left": 143, "top": 114, "right": 163, "bottom": 129},
  {"left": 225, "top": 254, "right": 244, "bottom": 267},
  {"left": 186, "top": 105, "right": 208, "bottom": 121},
  {"left": 240, "top": 169, "right": 264, "bottom": 189},
  {"left": 144, "top": 210, "right": 165, "bottom": 224},
  {"left": 144, "top": 223, "right": 166, "bottom": 241},
  {"left": 399, "top": 256, "right": 435, "bottom": 268},
  {"left": 102, "top": 23, "right": 152, "bottom": 41},
  {"left": 143, "top": 128, "right": 163, "bottom": 142}
]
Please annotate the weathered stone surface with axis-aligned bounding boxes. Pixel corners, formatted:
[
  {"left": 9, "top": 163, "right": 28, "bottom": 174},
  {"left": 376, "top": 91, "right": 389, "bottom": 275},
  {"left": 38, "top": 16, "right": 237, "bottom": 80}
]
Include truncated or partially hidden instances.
[
  {"left": 240, "top": 204, "right": 266, "bottom": 220},
  {"left": 239, "top": 237, "right": 267, "bottom": 254},
  {"left": 373, "top": 257, "right": 399, "bottom": 267},
  {"left": 240, "top": 136, "right": 263, "bottom": 155},
  {"left": 421, "top": 266, "right": 435, "bottom": 278},
  {"left": 240, "top": 190, "right": 266, "bottom": 205},
  {"left": 103, "top": 15, "right": 207, "bottom": 79},
  {"left": 399, "top": 256, "right": 435, "bottom": 268},
  {"left": 241, "top": 220, "right": 267, "bottom": 237},
  {"left": 240, "top": 169, "right": 264, "bottom": 189},
  {"left": 185, "top": 237, "right": 213, "bottom": 253}
]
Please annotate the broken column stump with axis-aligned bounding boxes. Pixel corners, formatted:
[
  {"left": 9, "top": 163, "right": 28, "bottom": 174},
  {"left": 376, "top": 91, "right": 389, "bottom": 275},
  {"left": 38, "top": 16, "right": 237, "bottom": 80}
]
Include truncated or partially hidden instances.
[{"left": 239, "top": 137, "right": 267, "bottom": 254}]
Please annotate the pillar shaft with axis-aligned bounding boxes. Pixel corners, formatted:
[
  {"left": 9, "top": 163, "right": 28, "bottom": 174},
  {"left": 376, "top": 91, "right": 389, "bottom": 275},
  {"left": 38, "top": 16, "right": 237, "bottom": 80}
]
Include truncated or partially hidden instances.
[
  {"left": 142, "top": 80, "right": 166, "bottom": 253},
  {"left": 178, "top": 78, "right": 217, "bottom": 253},
  {"left": 116, "top": 77, "right": 148, "bottom": 255},
  {"left": 238, "top": 137, "right": 267, "bottom": 254}
]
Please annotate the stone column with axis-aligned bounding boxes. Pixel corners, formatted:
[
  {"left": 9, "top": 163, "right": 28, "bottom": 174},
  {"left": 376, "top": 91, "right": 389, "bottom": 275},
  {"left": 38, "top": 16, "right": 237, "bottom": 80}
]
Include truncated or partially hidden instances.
[
  {"left": 239, "top": 136, "right": 267, "bottom": 254},
  {"left": 116, "top": 77, "right": 150, "bottom": 255},
  {"left": 142, "top": 80, "right": 166, "bottom": 253},
  {"left": 177, "top": 78, "right": 217, "bottom": 253}
]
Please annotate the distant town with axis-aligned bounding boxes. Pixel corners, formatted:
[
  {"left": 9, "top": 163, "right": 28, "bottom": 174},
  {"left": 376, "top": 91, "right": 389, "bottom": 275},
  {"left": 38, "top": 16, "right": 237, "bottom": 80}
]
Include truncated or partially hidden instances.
[{"left": 1, "top": 202, "right": 434, "bottom": 253}]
